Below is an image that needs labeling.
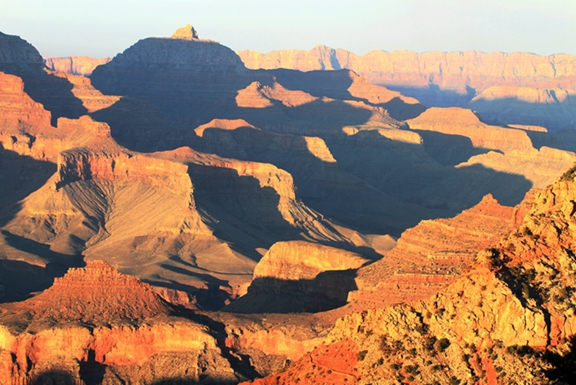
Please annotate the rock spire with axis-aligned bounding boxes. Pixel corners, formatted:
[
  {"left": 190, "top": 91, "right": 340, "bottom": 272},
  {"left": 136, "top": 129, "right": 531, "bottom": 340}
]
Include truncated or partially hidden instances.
[{"left": 171, "top": 24, "right": 199, "bottom": 40}]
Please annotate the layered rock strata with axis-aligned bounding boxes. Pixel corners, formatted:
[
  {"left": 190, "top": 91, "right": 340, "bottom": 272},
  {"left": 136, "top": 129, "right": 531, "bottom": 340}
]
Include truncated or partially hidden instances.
[{"left": 0, "top": 261, "right": 241, "bottom": 384}]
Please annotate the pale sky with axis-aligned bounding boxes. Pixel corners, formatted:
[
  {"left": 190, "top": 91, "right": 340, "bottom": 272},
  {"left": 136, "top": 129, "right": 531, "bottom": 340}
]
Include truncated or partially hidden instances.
[{"left": 0, "top": 0, "right": 574, "bottom": 58}]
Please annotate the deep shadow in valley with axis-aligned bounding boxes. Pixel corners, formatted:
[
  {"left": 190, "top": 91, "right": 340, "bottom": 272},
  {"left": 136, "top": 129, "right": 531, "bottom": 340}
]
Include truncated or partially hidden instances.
[
  {"left": 195, "top": 125, "right": 533, "bottom": 236},
  {"left": 269, "top": 68, "right": 426, "bottom": 120},
  {"left": 411, "top": 129, "right": 492, "bottom": 166},
  {"left": 0, "top": 146, "right": 56, "bottom": 228},
  {"left": 88, "top": 54, "right": 535, "bottom": 238},
  {"left": 383, "top": 84, "right": 476, "bottom": 108},
  {"left": 472, "top": 97, "right": 576, "bottom": 132},
  {"left": 384, "top": 83, "right": 576, "bottom": 133},
  {"left": 0, "top": 63, "right": 88, "bottom": 126},
  {"left": 223, "top": 269, "right": 359, "bottom": 314},
  {"left": 30, "top": 370, "right": 77, "bottom": 385},
  {"left": 0, "top": 231, "right": 85, "bottom": 302},
  {"left": 0, "top": 147, "right": 85, "bottom": 303}
]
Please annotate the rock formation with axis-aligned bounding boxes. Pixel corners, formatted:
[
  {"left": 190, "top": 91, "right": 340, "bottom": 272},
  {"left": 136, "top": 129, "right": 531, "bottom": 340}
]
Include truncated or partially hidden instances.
[
  {"left": 348, "top": 194, "right": 516, "bottom": 311},
  {"left": 0, "top": 261, "right": 243, "bottom": 384},
  {"left": 253, "top": 241, "right": 369, "bottom": 281},
  {"left": 407, "top": 107, "right": 534, "bottom": 153},
  {"left": 171, "top": 23, "right": 199, "bottom": 40},
  {"left": 239, "top": 47, "right": 576, "bottom": 130},
  {"left": 44, "top": 56, "right": 111, "bottom": 76},
  {"left": 225, "top": 241, "right": 370, "bottom": 313}
]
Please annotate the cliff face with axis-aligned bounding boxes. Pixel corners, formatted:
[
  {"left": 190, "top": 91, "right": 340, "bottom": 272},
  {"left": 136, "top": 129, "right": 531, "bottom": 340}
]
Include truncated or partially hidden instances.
[
  {"left": 345, "top": 194, "right": 515, "bottom": 312},
  {"left": 239, "top": 47, "right": 576, "bottom": 130},
  {"left": 44, "top": 56, "right": 112, "bottom": 76},
  {"left": 239, "top": 47, "right": 576, "bottom": 94}
]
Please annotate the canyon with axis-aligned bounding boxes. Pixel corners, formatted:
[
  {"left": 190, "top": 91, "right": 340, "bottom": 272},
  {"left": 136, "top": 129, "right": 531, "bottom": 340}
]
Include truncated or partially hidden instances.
[{"left": 0, "top": 24, "right": 576, "bottom": 384}]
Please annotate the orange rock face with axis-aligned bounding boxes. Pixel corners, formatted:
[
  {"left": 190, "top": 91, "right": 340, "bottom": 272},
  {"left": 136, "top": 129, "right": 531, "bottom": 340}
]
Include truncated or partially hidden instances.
[
  {"left": 241, "top": 339, "right": 359, "bottom": 385},
  {"left": 21, "top": 260, "right": 171, "bottom": 323},
  {"left": 348, "top": 194, "right": 515, "bottom": 310},
  {"left": 0, "top": 261, "right": 243, "bottom": 384}
]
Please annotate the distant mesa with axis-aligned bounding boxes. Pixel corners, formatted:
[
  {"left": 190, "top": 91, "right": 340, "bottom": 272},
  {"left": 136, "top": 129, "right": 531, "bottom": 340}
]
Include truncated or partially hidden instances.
[
  {"left": 90, "top": 24, "right": 245, "bottom": 77},
  {"left": 171, "top": 24, "right": 199, "bottom": 40},
  {"left": 44, "top": 56, "right": 112, "bottom": 76}
]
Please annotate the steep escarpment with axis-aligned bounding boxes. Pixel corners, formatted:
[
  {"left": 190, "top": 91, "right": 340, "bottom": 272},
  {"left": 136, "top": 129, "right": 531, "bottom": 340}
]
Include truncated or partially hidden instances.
[
  {"left": 239, "top": 47, "right": 576, "bottom": 98},
  {"left": 347, "top": 194, "right": 516, "bottom": 312}
]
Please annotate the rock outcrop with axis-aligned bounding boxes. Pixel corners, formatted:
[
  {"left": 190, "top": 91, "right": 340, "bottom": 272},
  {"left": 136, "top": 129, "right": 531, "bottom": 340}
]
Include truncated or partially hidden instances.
[
  {"left": 347, "top": 194, "right": 515, "bottom": 312},
  {"left": 171, "top": 23, "right": 200, "bottom": 40},
  {"left": 224, "top": 241, "right": 370, "bottom": 314},
  {"left": 15, "top": 260, "right": 171, "bottom": 322},
  {"left": 253, "top": 241, "right": 369, "bottom": 281}
]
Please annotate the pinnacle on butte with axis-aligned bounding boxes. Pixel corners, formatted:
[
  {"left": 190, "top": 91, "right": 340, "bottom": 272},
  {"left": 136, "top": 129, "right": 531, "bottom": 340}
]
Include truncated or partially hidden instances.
[{"left": 171, "top": 23, "right": 199, "bottom": 40}]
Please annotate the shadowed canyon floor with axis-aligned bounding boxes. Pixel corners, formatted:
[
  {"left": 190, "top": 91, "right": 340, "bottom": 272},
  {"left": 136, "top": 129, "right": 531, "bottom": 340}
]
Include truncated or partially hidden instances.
[{"left": 2, "top": 25, "right": 576, "bottom": 384}]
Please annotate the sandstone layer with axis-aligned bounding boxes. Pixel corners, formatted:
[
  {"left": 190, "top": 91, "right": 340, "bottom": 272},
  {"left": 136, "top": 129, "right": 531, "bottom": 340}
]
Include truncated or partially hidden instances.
[{"left": 346, "top": 194, "right": 515, "bottom": 312}]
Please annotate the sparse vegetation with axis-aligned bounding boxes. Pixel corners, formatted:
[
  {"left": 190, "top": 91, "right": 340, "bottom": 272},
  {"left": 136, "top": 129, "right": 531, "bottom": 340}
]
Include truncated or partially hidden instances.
[
  {"left": 435, "top": 338, "right": 451, "bottom": 352},
  {"left": 357, "top": 350, "right": 368, "bottom": 361}
]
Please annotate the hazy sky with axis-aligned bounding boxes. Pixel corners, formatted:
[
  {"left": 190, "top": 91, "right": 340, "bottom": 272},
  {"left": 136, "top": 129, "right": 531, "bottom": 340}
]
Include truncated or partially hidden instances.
[{"left": 0, "top": 0, "right": 574, "bottom": 58}]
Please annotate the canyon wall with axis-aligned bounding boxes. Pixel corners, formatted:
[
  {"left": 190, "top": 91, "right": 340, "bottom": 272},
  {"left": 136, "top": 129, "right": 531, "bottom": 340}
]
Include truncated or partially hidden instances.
[{"left": 240, "top": 47, "right": 576, "bottom": 130}]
